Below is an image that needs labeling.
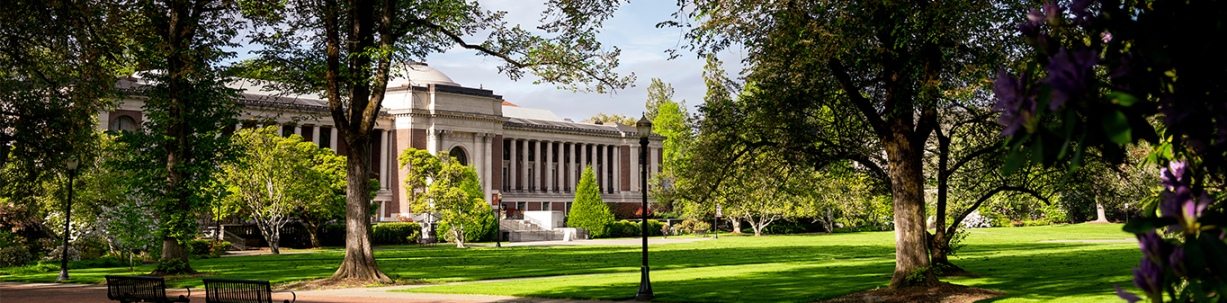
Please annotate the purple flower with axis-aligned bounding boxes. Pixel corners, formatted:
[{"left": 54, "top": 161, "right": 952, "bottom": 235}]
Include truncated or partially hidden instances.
[
  {"left": 1169, "top": 246, "right": 1186, "bottom": 276},
  {"left": 1160, "top": 161, "right": 1189, "bottom": 190},
  {"left": 1101, "top": 32, "right": 1113, "bottom": 43},
  {"left": 1042, "top": 2, "right": 1065, "bottom": 25},
  {"left": 1115, "top": 284, "right": 1143, "bottom": 303},
  {"left": 1045, "top": 48, "right": 1099, "bottom": 110},
  {"left": 1158, "top": 161, "right": 1215, "bottom": 233},
  {"left": 1137, "top": 231, "right": 1165, "bottom": 263},
  {"left": 994, "top": 69, "right": 1036, "bottom": 136},
  {"left": 1133, "top": 258, "right": 1162, "bottom": 295},
  {"left": 1026, "top": 8, "right": 1045, "bottom": 23},
  {"left": 1071, "top": 0, "right": 1097, "bottom": 25}
]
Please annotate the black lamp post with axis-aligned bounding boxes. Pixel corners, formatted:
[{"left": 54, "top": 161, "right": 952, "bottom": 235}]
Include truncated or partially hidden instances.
[
  {"left": 494, "top": 193, "right": 502, "bottom": 248},
  {"left": 57, "top": 156, "right": 79, "bottom": 282},
  {"left": 635, "top": 115, "right": 654, "bottom": 301}
]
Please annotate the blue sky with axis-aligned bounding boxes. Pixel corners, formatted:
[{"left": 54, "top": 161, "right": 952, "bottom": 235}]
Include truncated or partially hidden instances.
[{"left": 422, "top": 1, "right": 746, "bottom": 121}]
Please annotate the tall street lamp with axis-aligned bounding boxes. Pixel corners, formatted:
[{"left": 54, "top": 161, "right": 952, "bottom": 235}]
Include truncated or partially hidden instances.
[
  {"left": 57, "top": 156, "right": 79, "bottom": 282},
  {"left": 494, "top": 192, "right": 502, "bottom": 248},
  {"left": 635, "top": 115, "right": 654, "bottom": 301}
]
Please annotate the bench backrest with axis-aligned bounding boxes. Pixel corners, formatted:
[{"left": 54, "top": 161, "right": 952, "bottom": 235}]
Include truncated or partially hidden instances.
[
  {"left": 106, "top": 275, "right": 169, "bottom": 302},
  {"left": 202, "top": 278, "right": 274, "bottom": 303}
]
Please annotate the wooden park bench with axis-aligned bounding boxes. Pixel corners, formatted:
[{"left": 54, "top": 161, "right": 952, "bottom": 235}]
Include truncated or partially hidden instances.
[
  {"left": 105, "top": 275, "right": 191, "bottom": 303},
  {"left": 202, "top": 278, "right": 295, "bottom": 303}
]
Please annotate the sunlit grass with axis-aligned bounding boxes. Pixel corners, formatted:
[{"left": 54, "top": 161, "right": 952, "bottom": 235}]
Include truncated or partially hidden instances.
[{"left": 0, "top": 224, "right": 1140, "bottom": 302}]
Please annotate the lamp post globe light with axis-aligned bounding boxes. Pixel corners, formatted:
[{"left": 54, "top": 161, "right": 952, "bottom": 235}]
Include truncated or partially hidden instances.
[
  {"left": 57, "top": 156, "right": 79, "bottom": 282},
  {"left": 634, "top": 115, "right": 654, "bottom": 301}
]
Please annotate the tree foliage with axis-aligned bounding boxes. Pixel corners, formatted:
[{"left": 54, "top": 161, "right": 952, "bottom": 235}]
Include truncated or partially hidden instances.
[
  {"left": 244, "top": 0, "right": 632, "bottom": 282},
  {"left": 217, "top": 127, "right": 321, "bottom": 254},
  {"left": 994, "top": 0, "right": 1227, "bottom": 301},
  {"left": 648, "top": 80, "right": 693, "bottom": 213},
  {"left": 568, "top": 166, "right": 613, "bottom": 238},
  {"left": 400, "top": 148, "right": 492, "bottom": 248},
  {"left": 583, "top": 113, "right": 636, "bottom": 125},
  {"left": 668, "top": 0, "right": 1035, "bottom": 288}
]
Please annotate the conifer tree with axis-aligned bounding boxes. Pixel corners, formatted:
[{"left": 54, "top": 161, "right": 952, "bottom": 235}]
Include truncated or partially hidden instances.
[{"left": 567, "top": 166, "right": 613, "bottom": 238}]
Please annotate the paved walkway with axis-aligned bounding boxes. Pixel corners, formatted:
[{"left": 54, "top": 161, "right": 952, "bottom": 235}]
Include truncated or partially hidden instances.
[
  {"left": 0, "top": 281, "right": 626, "bottom": 303},
  {"left": 1, "top": 238, "right": 703, "bottom": 302}
]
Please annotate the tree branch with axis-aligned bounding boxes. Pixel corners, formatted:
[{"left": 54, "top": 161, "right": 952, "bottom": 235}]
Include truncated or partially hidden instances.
[
  {"left": 828, "top": 58, "right": 887, "bottom": 138},
  {"left": 946, "top": 185, "right": 1049, "bottom": 236}
]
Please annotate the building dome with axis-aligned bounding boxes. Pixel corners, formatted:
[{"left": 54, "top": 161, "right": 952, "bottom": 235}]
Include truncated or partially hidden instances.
[{"left": 387, "top": 62, "right": 460, "bottom": 87}]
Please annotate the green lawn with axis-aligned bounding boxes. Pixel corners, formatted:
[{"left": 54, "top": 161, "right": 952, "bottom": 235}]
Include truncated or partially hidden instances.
[{"left": 0, "top": 224, "right": 1141, "bottom": 302}]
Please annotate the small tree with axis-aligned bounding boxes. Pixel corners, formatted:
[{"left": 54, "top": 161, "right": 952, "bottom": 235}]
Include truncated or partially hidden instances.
[
  {"left": 293, "top": 142, "right": 349, "bottom": 248},
  {"left": 217, "top": 127, "right": 311, "bottom": 254},
  {"left": 568, "top": 166, "right": 614, "bottom": 238},
  {"left": 401, "top": 148, "right": 489, "bottom": 248}
]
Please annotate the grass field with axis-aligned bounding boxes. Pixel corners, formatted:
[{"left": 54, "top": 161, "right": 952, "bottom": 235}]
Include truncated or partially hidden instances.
[{"left": 0, "top": 224, "right": 1141, "bottom": 302}]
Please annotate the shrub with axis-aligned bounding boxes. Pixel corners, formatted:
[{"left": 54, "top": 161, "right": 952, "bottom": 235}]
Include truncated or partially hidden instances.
[
  {"left": 567, "top": 167, "right": 614, "bottom": 238},
  {"left": 319, "top": 223, "right": 346, "bottom": 247},
  {"left": 1038, "top": 202, "right": 1069, "bottom": 224},
  {"left": 961, "top": 210, "right": 994, "bottom": 228},
  {"left": 676, "top": 218, "right": 710, "bottom": 234},
  {"left": 186, "top": 239, "right": 230, "bottom": 258},
  {"left": 371, "top": 222, "right": 422, "bottom": 245},
  {"left": 73, "top": 232, "right": 110, "bottom": 260},
  {"left": 0, "top": 245, "right": 32, "bottom": 268},
  {"left": 608, "top": 220, "right": 666, "bottom": 238},
  {"left": 155, "top": 258, "right": 186, "bottom": 273},
  {"left": 761, "top": 223, "right": 808, "bottom": 235},
  {"left": 609, "top": 220, "right": 636, "bottom": 238}
]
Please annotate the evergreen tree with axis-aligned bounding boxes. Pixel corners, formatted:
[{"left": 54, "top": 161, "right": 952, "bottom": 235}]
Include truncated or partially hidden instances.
[{"left": 567, "top": 166, "right": 613, "bottom": 238}]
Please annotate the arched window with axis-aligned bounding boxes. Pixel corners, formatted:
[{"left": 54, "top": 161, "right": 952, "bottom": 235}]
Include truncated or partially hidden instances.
[
  {"left": 109, "top": 115, "right": 137, "bottom": 132},
  {"left": 450, "top": 146, "right": 468, "bottom": 166}
]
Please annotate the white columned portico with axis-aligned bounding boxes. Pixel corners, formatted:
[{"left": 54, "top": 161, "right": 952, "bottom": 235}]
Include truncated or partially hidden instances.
[
  {"left": 380, "top": 129, "right": 389, "bottom": 189},
  {"left": 631, "top": 142, "right": 639, "bottom": 192},
  {"left": 533, "top": 140, "right": 542, "bottom": 192},
  {"left": 509, "top": 139, "right": 518, "bottom": 191},
  {"left": 312, "top": 126, "right": 321, "bottom": 146},
  {"left": 596, "top": 144, "right": 605, "bottom": 191},
  {"left": 554, "top": 141, "right": 561, "bottom": 191},
  {"left": 520, "top": 139, "right": 529, "bottom": 191},
  {"left": 330, "top": 128, "right": 338, "bottom": 153},
  {"left": 579, "top": 142, "right": 587, "bottom": 179},
  {"left": 613, "top": 145, "right": 620, "bottom": 193},
  {"left": 651, "top": 146, "right": 660, "bottom": 176},
  {"left": 545, "top": 141, "right": 553, "bottom": 193},
  {"left": 481, "top": 134, "right": 492, "bottom": 196},
  {"left": 569, "top": 142, "right": 579, "bottom": 190}
]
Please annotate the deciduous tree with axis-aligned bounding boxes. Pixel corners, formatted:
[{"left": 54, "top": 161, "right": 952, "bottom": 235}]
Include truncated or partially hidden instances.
[
  {"left": 668, "top": 0, "right": 1031, "bottom": 288},
  {"left": 245, "top": 0, "right": 632, "bottom": 282},
  {"left": 218, "top": 127, "right": 310, "bottom": 254},
  {"left": 399, "top": 148, "right": 489, "bottom": 248}
]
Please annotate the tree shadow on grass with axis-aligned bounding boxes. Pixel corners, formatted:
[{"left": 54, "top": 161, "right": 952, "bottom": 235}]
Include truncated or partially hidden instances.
[{"left": 409, "top": 242, "right": 1139, "bottom": 303}]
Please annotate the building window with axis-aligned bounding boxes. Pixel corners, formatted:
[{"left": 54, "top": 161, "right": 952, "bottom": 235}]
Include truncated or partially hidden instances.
[
  {"left": 320, "top": 128, "right": 332, "bottom": 149},
  {"left": 542, "top": 202, "right": 551, "bottom": 211},
  {"left": 282, "top": 125, "right": 295, "bottom": 137},
  {"left": 450, "top": 146, "right": 468, "bottom": 166},
  {"left": 108, "top": 115, "right": 137, "bottom": 132},
  {"left": 502, "top": 167, "right": 509, "bottom": 191},
  {"left": 528, "top": 168, "right": 534, "bottom": 191}
]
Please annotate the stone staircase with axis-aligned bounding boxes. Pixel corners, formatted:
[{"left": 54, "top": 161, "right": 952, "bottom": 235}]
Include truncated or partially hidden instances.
[{"left": 500, "top": 219, "right": 587, "bottom": 242}]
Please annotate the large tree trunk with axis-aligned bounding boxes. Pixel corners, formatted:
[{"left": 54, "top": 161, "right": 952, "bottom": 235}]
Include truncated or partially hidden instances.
[
  {"left": 885, "top": 134, "right": 938, "bottom": 289},
  {"left": 929, "top": 132, "right": 962, "bottom": 274},
  {"left": 331, "top": 140, "right": 389, "bottom": 282},
  {"left": 729, "top": 218, "right": 741, "bottom": 234},
  {"left": 1094, "top": 201, "right": 1109, "bottom": 223},
  {"left": 304, "top": 221, "right": 321, "bottom": 248}
]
